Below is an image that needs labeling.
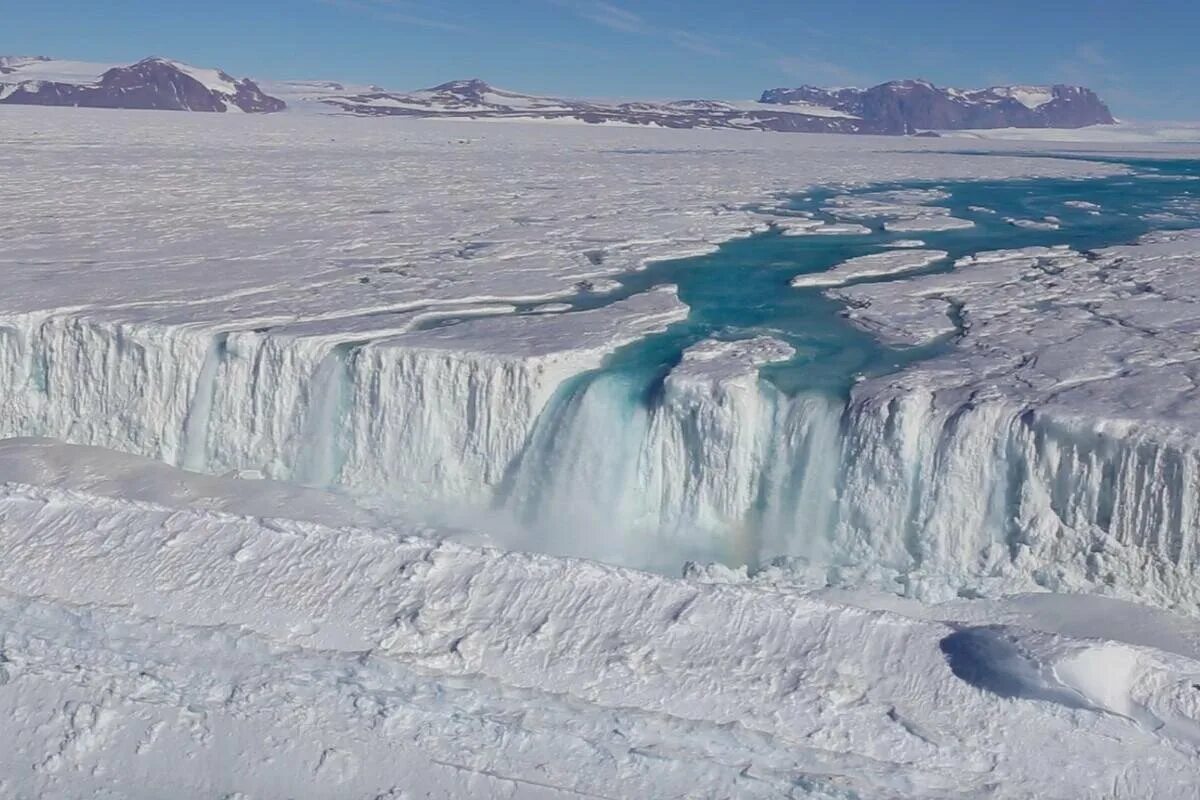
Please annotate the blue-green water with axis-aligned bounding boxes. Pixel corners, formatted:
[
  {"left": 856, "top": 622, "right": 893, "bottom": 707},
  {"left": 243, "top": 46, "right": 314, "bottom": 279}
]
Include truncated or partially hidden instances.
[
  {"left": 487, "top": 154, "right": 1200, "bottom": 567},
  {"left": 570, "top": 156, "right": 1200, "bottom": 399}
]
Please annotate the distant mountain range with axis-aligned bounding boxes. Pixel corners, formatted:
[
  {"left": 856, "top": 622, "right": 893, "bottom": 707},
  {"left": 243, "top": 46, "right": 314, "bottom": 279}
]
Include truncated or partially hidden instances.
[{"left": 1, "top": 56, "right": 1115, "bottom": 135}]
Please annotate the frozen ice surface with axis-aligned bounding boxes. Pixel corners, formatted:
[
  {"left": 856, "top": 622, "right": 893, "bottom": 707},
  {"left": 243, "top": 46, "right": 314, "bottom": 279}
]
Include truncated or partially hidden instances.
[{"left": 0, "top": 107, "right": 1119, "bottom": 323}]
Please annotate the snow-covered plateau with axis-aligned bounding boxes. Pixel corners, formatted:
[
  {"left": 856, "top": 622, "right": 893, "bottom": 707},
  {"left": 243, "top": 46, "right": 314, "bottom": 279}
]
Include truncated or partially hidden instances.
[{"left": 4, "top": 105, "right": 1200, "bottom": 797}]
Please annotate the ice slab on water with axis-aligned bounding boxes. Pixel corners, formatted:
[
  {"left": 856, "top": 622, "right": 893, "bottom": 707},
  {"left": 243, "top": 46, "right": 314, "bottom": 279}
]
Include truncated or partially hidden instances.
[
  {"left": 791, "top": 249, "right": 948, "bottom": 288},
  {"left": 884, "top": 215, "right": 976, "bottom": 232},
  {"left": 671, "top": 336, "right": 797, "bottom": 380}
]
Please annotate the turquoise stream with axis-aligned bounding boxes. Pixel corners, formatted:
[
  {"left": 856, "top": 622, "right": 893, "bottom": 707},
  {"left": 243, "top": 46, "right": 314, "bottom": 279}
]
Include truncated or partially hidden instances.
[{"left": 594, "top": 156, "right": 1200, "bottom": 397}]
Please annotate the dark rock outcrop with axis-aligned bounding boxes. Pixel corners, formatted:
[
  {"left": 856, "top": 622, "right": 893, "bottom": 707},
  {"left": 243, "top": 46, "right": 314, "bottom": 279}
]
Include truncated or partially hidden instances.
[{"left": 0, "top": 57, "right": 286, "bottom": 113}]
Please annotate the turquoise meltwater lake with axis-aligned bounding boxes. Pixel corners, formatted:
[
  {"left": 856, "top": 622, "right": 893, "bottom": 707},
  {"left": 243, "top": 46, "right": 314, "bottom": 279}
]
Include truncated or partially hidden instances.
[{"left": 596, "top": 155, "right": 1200, "bottom": 398}]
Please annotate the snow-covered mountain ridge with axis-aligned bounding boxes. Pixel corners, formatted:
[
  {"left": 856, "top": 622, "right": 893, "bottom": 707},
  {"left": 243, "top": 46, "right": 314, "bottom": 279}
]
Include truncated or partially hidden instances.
[
  {"left": 0, "top": 56, "right": 285, "bottom": 112},
  {"left": 296, "top": 76, "right": 873, "bottom": 133}
]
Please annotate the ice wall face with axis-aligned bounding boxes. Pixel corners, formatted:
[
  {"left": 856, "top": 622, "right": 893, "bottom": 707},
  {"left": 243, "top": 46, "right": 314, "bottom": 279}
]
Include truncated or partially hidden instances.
[
  {"left": 504, "top": 364, "right": 1200, "bottom": 610},
  {"left": 842, "top": 393, "right": 1200, "bottom": 610},
  {"left": 0, "top": 288, "right": 691, "bottom": 517},
  {"left": 6, "top": 296, "right": 1200, "bottom": 609},
  {"left": 0, "top": 314, "right": 208, "bottom": 465},
  {"left": 0, "top": 316, "right": 604, "bottom": 508}
]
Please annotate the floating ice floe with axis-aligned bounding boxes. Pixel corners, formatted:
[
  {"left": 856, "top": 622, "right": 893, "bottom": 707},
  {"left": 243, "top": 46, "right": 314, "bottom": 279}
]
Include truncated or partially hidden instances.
[
  {"left": 792, "top": 249, "right": 949, "bottom": 288},
  {"left": 884, "top": 215, "right": 976, "bottom": 232},
  {"left": 1005, "top": 216, "right": 1062, "bottom": 230}
]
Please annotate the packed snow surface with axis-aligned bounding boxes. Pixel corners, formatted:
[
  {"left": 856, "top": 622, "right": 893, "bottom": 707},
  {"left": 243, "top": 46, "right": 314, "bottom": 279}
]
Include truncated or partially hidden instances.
[
  {"left": 3, "top": 106, "right": 1200, "bottom": 796},
  {"left": 942, "top": 123, "right": 1200, "bottom": 143}
]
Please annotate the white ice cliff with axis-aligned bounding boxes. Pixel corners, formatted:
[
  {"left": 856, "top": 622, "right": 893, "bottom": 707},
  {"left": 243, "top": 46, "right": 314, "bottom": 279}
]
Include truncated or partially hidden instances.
[
  {"left": 6, "top": 233, "right": 1200, "bottom": 613},
  {"left": 1, "top": 108, "right": 1199, "bottom": 610}
]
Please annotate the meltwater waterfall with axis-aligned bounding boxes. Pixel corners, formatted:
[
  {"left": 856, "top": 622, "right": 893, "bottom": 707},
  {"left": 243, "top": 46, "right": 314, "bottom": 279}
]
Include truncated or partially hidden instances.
[{"left": 5, "top": 162, "right": 1200, "bottom": 608}]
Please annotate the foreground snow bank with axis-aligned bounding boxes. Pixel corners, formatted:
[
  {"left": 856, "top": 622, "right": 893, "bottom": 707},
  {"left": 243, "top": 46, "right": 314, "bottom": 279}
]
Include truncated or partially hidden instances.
[{"left": 0, "top": 442, "right": 1198, "bottom": 798}]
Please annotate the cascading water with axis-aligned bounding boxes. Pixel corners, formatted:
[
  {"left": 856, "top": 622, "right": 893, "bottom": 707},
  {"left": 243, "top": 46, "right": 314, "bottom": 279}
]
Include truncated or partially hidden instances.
[
  {"left": 295, "top": 342, "right": 357, "bottom": 488},
  {"left": 3, "top": 157, "right": 1200, "bottom": 606}
]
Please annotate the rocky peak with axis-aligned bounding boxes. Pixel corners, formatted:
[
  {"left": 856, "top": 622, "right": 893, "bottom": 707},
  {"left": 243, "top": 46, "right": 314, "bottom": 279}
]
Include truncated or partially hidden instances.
[
  {"left": 425, "top": 79, "right": 495, "bottom": 101},
  {"left": 0, "top": 55, "right": 286, "bottom": 113}
]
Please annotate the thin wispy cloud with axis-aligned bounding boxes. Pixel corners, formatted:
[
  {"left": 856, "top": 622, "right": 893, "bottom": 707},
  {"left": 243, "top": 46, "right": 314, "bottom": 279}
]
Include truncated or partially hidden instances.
[
  {"left": 1073, "top": 42, "right": 1108, "bottom": 69},
  {"left": 1051, "top": 42, "right": 1148, "bottom": 117},
  {"left": 547, "top": 0, "right": 727, "bottom": 60},
  {"left": 668, "top": 31, "right": 727, "bottom": 58},
  {"left": 773, "top": 55, "right": 866, "bottom": 88},
  {"left": 1055, "top": 43, "right": 1124, "bottom": 95},
  {"left": 576, "top": 1, "right": 647, "bottom": 34},
  {"left": 1054, "top": 41, "right": 1114, "bottom": 83},
  {"left": 320, "top": 0, "right": 468, "bottom": 32}
]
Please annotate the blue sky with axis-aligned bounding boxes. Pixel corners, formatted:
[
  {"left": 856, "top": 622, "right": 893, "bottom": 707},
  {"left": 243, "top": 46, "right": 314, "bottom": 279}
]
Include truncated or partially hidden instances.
[{"left": 6, "top": 1, "right": 1198, "bottom": 119}]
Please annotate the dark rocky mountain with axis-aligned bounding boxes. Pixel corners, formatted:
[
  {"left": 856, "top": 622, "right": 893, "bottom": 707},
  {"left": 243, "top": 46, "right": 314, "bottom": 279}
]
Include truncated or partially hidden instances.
[
  {"left": 308, "top": 78, "right": 883, "bottom": 133},
  {"left": 760, "top": 80, "right": 1115, "bottom": 133},
  {"left": 303, "top": 76, "right": 1114, "bottom": 135},
  {"left": 0, "top": 57, "right": 285, "bottom": 113}
]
